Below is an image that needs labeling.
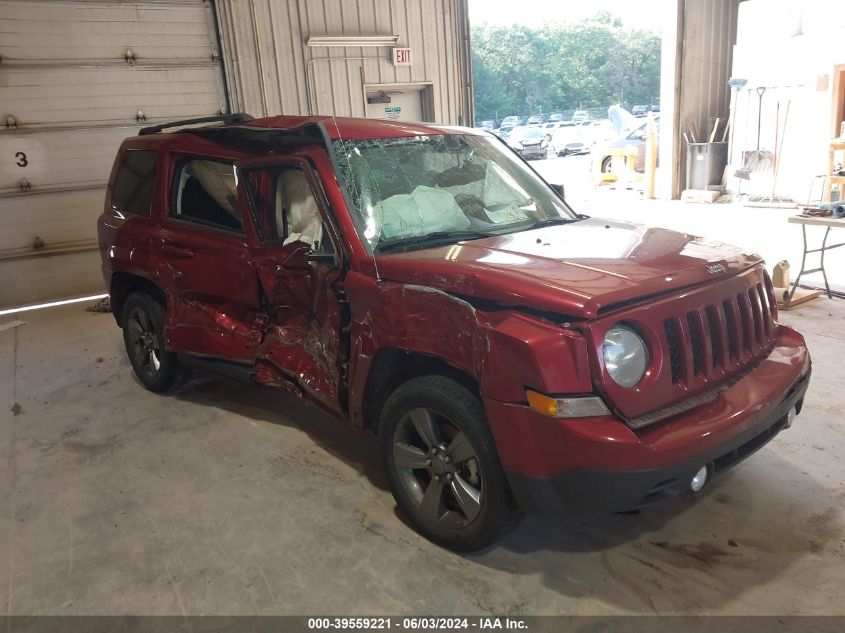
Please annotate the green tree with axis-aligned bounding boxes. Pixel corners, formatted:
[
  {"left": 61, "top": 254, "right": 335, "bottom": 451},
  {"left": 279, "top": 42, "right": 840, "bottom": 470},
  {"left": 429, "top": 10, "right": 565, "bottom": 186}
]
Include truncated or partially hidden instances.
[
  {"left": 472, "top": 48, "right": 514, "bottom": 122},
  {"left": 470, "top": 14, "right": 661, "bottom": 122}
]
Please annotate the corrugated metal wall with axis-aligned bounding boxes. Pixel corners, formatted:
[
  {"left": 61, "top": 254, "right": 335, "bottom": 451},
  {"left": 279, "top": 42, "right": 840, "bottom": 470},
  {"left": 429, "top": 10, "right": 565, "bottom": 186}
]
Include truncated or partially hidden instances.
[
  {"left": 214, "top": 0, "right": 472, "bottom": 124},
  {"left": 666, "top": 0, "right": 741, "bottom": 196}
]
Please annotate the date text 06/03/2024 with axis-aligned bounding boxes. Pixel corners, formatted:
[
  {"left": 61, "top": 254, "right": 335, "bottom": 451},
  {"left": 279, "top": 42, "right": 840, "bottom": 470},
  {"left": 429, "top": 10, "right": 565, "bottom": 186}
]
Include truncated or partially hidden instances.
[{"left": 306, "top": 617, "right": 528, "bottom": 629}]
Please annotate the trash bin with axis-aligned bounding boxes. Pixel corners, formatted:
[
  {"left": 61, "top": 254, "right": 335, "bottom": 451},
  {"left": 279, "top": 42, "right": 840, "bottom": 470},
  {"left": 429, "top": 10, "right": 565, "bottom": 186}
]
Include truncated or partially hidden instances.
[{"left": 686, "top": 142, "right": 728, "bottom": 190}]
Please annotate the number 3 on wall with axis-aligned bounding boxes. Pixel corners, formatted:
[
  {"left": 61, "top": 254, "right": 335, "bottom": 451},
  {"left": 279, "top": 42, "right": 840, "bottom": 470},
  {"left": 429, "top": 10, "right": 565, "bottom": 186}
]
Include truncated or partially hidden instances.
[{"left": 15, "top": 152, "right": 28, "bottom": 168}]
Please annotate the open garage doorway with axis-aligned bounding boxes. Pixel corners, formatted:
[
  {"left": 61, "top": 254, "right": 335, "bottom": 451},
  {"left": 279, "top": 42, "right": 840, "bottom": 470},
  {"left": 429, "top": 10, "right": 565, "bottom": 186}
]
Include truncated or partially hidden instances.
[{"left": 467, "top": 1, "right": 665, "bottom": 203}]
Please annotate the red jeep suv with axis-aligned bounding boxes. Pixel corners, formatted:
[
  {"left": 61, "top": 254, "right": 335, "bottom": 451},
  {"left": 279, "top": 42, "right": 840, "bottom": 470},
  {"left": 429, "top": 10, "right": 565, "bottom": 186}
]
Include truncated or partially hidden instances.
[{"left": 98, "top": 113, "right": 811, "bottom": 551}]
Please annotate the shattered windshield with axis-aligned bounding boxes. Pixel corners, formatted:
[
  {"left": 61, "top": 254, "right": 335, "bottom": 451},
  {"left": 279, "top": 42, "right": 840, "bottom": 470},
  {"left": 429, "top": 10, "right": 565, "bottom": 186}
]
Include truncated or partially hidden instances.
[{"left": 332, "top": 134, "right": 577, "bottom": 253}]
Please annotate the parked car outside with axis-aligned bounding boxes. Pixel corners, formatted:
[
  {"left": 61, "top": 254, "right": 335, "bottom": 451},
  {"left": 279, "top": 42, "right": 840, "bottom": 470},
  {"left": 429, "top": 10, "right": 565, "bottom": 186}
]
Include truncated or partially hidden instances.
[
  {"left": 504, "top": 124, "right": 526, "bottom": 146},
  {"left": 548, "top": 112, "right": 565, "bottom": 122},
  {"left": 650, "top": 104, "right": 661, "bottom": 113},
  {"left": 577, "top": 120, "right": 615, "bottom": 149},
  {"left": 478, "top": 120, "right": 496, "bottom": 131},
  {"left": 526, "top": 115, "right": 545, "bottom": 126},
  {"left": 542, "top": 121, "right": 565, "bottom": 139},
  {"left": 631, "top": 105, "right": 648, "bottom": 117},
  {"left": 596, "top": 117, "right": 660, "bottom": 173},
  {"left": 509, "top": 126, "right": 548, "bottom": 159},
  {"left": 571, "top": 110, "right": 590, "bottom": 123},
  {"left": 493, "top": 126, "right": 514, "bottom": 142},
  {"left": 98, "top": 113, "right": 811, "bottom": 551},
  {"left": 499, "top": 115, "right": 521, "bottom": 128},
  {"left": 551, "top": 122, "right": 589, "bottom": 156}
]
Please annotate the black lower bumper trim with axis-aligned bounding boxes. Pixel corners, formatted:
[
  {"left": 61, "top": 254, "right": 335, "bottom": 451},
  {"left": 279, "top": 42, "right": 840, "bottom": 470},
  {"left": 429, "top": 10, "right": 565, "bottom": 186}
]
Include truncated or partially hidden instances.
[{"left": 506, "top": 371, "right": 810, "bottom": 515}]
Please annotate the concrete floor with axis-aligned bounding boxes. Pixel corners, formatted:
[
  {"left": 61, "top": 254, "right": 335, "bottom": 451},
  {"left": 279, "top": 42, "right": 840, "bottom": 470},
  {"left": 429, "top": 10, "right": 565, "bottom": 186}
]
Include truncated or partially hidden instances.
[{"left": 1, "top": 296, "right": 844, "bottom": 616}]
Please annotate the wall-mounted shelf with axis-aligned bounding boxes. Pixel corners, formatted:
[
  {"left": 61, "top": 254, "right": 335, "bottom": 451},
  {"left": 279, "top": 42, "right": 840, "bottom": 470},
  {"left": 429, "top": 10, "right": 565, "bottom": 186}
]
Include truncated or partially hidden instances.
[
  {"left": 826, "top": 66, "right": 845, "bottom": 203},
  {"left": 825, "top": 139, "right": 845, "bottom": 203}
]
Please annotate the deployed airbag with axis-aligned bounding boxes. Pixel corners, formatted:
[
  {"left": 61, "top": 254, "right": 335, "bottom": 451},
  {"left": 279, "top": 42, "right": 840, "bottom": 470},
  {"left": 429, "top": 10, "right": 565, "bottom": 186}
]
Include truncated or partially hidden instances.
[{"left": 375, "top": 185, "right": 471, "bottom": 240}]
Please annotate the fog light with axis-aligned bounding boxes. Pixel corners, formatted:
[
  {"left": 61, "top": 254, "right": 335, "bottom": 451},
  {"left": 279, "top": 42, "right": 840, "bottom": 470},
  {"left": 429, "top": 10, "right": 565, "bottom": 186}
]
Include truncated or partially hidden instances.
[
  {"left": 785, "top": 406, "right": 797, "bottom": 428},
  {"left": 690, "top": 466, "right": 708, "bottom": 493}
]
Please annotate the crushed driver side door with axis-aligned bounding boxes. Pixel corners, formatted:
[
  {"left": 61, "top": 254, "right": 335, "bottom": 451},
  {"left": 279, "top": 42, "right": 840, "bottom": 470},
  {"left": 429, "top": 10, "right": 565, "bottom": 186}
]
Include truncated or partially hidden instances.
[{"left": 238, "top": 157, "right": 347, "bottom": 415}]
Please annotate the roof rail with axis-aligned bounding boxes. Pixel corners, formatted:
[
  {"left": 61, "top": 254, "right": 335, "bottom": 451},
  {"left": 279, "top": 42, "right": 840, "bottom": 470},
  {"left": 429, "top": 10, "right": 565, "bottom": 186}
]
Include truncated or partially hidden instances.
[{"left": 138, "top": 112, "right": 254, "bottom": 136}]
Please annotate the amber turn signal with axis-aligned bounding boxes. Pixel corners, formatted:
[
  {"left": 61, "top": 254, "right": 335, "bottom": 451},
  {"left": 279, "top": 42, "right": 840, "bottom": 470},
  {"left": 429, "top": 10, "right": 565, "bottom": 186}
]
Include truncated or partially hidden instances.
[{"left": 526, "top": 390, "right": 611, "bottom": 419}]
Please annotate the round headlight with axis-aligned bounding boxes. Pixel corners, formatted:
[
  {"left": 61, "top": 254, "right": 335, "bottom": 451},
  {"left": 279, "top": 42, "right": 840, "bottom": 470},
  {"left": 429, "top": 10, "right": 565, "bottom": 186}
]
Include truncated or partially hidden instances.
[{"left": 603, "top": 324, "right": 648, "bottom": 388}]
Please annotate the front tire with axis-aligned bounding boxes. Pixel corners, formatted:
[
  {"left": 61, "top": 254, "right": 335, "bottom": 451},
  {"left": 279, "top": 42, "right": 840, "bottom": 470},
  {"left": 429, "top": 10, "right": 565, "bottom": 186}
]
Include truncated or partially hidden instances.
[
  {"left": 379, "top": 375, "right": 518, "bottom": 551},
  {"left": 122, "top": 292, "right": 187, "bottom": 392}
]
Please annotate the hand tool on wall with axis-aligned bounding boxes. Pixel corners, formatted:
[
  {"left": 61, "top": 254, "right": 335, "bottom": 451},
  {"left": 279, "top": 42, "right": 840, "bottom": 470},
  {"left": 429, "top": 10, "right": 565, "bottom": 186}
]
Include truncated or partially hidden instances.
[
  {"left": 724, "top": 78, "right": 747, "bottom": 187},
  {"left": 735, "top": 86, "right": 774, "bottom": 178},
  {"left": 769, "top": 98, "right": 791, "bottom": 203}
]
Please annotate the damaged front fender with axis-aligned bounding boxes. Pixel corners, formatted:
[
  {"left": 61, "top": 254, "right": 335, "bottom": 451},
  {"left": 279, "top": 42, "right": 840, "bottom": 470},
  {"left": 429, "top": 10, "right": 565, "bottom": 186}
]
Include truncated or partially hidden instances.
[{"left": 343, "top": 271, "right": 594, "bottom": 427}]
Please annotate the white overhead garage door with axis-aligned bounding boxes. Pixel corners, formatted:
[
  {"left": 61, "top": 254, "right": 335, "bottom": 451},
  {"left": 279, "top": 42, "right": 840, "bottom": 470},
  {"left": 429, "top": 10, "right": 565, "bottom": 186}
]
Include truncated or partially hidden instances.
[{"left": 0, "top": 0, "right": 228, "bottom": 308}]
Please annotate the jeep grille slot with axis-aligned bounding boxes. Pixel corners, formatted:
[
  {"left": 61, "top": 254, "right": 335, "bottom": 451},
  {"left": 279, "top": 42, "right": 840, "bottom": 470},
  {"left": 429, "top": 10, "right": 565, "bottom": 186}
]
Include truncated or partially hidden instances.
[
  {"left": 756, "top": 282, "right": 772, "bottom": 337},
  {"left": 664, "top": 319, "right": 684, "bottom": 383},
  {"left": 686, "top": 312, "right": 705, "bottom": 376},
  {"left": 723, "top": 299, "right": 741, "bottom": 360},
  {"left": 748, "top": 287, "right": 764, "bottom": 344},
  {"left": 705, "top": 305, "right": 724, "bottom": 368},
  {"left": 762, "top": 270, "right": 779, "bottom": 321},
  {"left": 736, "top": 292, "right": 755, "bottom": 351}
]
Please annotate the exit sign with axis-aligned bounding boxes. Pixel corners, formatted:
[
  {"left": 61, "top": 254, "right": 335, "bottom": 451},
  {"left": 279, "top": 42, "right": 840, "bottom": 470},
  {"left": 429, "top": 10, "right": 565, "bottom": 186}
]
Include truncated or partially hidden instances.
[{"left": 392, "top": 48, "right": 412, "bottom": 66}]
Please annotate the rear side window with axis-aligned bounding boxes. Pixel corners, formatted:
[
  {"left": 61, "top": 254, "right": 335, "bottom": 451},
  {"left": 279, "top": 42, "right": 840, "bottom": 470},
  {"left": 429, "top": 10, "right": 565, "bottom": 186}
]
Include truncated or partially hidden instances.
[
  {"left": 112, "top": 150, "right": 157, "bottom": 216},
  {"left": 171, "top": 159, "right": 242, "bottom": 232}
]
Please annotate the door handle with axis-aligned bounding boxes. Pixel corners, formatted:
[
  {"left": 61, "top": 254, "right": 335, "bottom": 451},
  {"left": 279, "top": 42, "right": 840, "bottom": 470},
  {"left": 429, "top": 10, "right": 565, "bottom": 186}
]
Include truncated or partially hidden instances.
[{"left": 161, "top": 242, "right": 194, "bottom": 259}]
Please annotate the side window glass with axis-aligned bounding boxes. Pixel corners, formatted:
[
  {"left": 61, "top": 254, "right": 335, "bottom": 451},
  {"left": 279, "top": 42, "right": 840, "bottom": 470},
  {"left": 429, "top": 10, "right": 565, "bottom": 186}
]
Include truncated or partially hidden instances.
[
  {"left": 172, "top": 159, "right": 242, "bottom": 232},
  {"left": 112, "top": 150, "right": 157, "bottom": 216}
]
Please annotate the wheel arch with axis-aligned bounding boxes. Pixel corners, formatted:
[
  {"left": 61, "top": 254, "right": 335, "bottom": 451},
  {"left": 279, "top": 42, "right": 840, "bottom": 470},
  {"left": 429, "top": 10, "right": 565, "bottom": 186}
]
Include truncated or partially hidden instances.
[
  {"left": 363, "top": 348, "right": 480, "bottom": 433},
  {"left": 110, "top": 272, "right": 166, "bottom": 327}
]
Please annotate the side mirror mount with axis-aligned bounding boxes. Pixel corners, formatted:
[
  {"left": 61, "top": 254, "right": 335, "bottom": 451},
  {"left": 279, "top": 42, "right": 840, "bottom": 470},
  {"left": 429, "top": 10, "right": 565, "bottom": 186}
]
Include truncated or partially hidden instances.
[
  {"left": 274, "top": 243, "right": 337, "bottom": 277},
  {"left": 275, "top": 243, "right": 314, "bottom": 275},
  {"left": 304, "top": 251, "right": 336, "bottom": 265},
  {"left": 550, "top": 183, "right": 565, "bottom": 199}
]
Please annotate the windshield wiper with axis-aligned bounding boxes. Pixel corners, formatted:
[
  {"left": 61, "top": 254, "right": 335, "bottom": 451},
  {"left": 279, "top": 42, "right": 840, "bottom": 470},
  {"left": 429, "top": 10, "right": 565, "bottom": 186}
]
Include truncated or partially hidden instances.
[
  {"left": 527, "top": 216, "right": 582, "bottom": 230},
  {"left": 377, "top": 230, "right": 492, "bottom": 252}
]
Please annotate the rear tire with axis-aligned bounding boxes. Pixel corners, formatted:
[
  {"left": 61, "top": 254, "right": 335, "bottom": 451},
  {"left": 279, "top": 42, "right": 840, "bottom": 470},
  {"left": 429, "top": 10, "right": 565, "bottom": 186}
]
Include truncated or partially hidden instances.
[
  {"left": 122, "top": 292, "right": 188, "bottom": 393},
  {"left": 601, "top": 155, "right": 613, "bottom": 173},
  {"left": 379, "top": 375, "right": 518, "bottom": 551}
]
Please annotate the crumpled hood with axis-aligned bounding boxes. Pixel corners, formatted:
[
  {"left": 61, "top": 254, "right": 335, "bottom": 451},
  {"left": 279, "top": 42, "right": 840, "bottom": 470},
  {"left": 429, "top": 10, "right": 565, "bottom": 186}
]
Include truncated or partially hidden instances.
[{"left": 374, "top": 218, "right": 762, "bottom": 319}]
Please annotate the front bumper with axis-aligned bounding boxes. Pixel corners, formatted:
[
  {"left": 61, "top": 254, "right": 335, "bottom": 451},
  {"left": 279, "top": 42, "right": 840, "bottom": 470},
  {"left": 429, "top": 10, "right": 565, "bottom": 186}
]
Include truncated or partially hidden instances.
[
  {"left": 519, "top": 145, "right": 547, "bottom": 159},
  {"left": 558, "top": 143, "right": 587, "bottom": 155},
  {"left": 483, "top": 324, "right": 811, "bottom": 514}
]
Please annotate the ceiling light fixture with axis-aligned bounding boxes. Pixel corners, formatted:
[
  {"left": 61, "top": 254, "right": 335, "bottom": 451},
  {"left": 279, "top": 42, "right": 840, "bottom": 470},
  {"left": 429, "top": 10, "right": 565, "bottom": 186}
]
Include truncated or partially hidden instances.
[{"left": 306, "top": 35, "right": 400, "bottom": 48}]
